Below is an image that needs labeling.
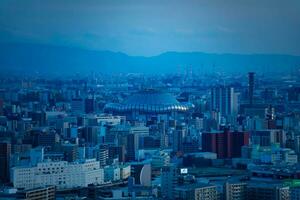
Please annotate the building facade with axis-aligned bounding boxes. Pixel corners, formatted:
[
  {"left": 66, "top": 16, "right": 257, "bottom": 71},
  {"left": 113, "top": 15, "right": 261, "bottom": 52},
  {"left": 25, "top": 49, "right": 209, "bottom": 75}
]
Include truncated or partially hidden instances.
[{"left": 12, "top": 159, "right": 104, "bottom": 190}]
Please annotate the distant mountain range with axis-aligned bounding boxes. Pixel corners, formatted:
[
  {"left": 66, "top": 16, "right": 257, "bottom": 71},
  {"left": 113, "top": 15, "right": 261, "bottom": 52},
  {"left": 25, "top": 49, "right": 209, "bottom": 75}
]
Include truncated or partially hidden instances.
[{"left": 1, "top": 43, "right": 300, "bottom": 76}]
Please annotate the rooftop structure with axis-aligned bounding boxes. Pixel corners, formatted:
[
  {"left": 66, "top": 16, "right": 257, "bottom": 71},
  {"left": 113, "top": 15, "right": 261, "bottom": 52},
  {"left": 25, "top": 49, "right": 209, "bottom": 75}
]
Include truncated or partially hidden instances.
[{"left": 104, "top": 89, "right": 194, "bottom": 115}]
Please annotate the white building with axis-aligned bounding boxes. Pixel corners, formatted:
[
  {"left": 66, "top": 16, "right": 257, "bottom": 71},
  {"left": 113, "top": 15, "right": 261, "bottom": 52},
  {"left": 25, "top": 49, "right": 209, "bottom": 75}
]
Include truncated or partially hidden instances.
[
  {"left": 82, "top": 114, "right": 124, "bottom": 126},
  {"left": 11, "top": 159, "right": 104, "bottom": 190},
  {"left": 120, "top": 164, "right": 131, "bottom": 180}
]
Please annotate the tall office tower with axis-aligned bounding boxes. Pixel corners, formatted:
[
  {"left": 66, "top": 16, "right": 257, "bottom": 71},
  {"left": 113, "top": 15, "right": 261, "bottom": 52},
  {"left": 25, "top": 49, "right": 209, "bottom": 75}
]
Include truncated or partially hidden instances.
[
  {"left": 211, "top": 86, "right": 236, "bottom": 117},
  {"left": 0, "top": 142, "right": 11, "bottom": 183},
  {"left": 61, "top": 143, "right": 78, "bottom": 162},
  {"left": 108, "top": 145, "right": 125, "bottom": 163},
  {"left": 83, "top": 126, "right": 100, "bottom": 145},
  {"left": 36, "top": 131, "right": 59, "bottom": 148},
  {"left": 71, "top": 98, "right": 84, "bottom": 114},
  {"left": 30, "top": 111, "right": 46, "bottom": 126},
  {"left": 161, "top": 165, "right": 178, "bottom": 200},
  {"left": 248, "top": 72, "right": 255, "bottom": 105},
  {"left": 173, "top": 124, "right": 187, "bottom": 153},
  {"left": 126, "top": 133, "right": 139, "bottom": 161},
  {"left": 0, "top": 98, "right": 3, "bottom": 115},
  {"left": 125, "top": 125, "right": 149, "bottom": 161},
  {"left": 158, "top": 121, "right": 168, "bottom": 148},
  {"left": 97, "top": 148, "right": 109, "bottom": 167},
  {"left": 231, "top": 131, "right": 250, "bottom": 158},
  {"left": 294, "top": 136, "right": 300, "bottom": 155},
  {"left": 84, "top": 97, "right": 95, "bottom": 114},
  {"left": 251, "top": 129, "right": 286, "bottom": 147}
]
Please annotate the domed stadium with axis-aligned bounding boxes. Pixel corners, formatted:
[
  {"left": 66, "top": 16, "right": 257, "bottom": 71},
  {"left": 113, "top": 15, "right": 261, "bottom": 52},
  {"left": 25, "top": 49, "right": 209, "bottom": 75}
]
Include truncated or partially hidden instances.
[{"left": 104, "top": 89, "right": 194, "bottom": 114}]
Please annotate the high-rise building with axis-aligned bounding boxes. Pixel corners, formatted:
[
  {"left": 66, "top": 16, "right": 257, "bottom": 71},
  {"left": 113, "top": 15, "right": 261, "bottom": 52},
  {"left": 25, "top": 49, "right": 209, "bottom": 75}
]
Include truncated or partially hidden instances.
[
  {"left": 0, "top": 98, "right": 3, "bottom": 115},
  {"left": 108, "top": 145, "right": 125, "bottom": 163},
  {"left": 126, "top": 133, "right": 139, "bottom": 161},
  {"left": 71, "top": 98, "right": 84, "bottom": 114},
  {"left": 173, "top": 124, "right": 187, "bottom": 152},
  {"left": 248, "top": 72, "right": 255, "bottom": 106},
  {"left": 158, "top": 121, "right": 168, "bottom": 148},
  {"left": 232, "top": 131, "right": 250, "bottom": 158},
  {"left": 202, "top": 129, "right": 249, "bottom": 158},
  {"left": 211, "top": 86, "right": 237, "bottom": 117},
  {"left": 85, "top": 97, "right": 95, "bottom": 114},
  {"left": 29, "top": 111, "right": 46, "bottom": 126},
  {"left": 251, "top": 129, "right": 286, "bottom": 147},
  {"left": 0, "top": 142, "right": 11, "bottom": 183},
  {"left": 161, "top": 165, "right": 178, "bottom": 200},
  {"left": 26, "top": 127, "right": 59, "bottom": 148},
  {"left": 125, "top": 125, "right": 149, "bottom": 161},
  {"left": 83, "top": 126, "right": 100, "bottom": 145},
  {"left": 61, "top": 143, "right": 78, "bottom": 162},
  {"left": 97, "top": 148, "right": 109, "bottom": 167},
  {"left": 37, "top": 131, "right": 59, "bottom": 148}
]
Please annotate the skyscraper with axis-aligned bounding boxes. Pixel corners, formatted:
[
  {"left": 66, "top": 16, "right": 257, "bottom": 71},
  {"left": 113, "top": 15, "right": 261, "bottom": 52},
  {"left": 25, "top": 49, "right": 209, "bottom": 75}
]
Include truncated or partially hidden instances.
[
  {"left": 211, "top": 86, "right": 237, "bottom": 117},
  {"left": 0, "top": 98, "right": 3, "bottom": 115},
  {"left": 85, "top": 97, "right": 95, "bottom": 114},
  {"left": 248, "top": 72, "right": 255, "bottom": 106},
  {"left": 161, "top": 165, "right": 178, "bottom": 200},
  {"left": 71, "top": 98, "right": 84, "bottom": 114},
  {"left": 158, "top": 121, "right": 168, "bottom": 148},
  {"left": 173, "top": 124, "right": 187, "bottom": 153},
  {"left": 0, "top": 142, "right": 11, "bottom": 183},
  {"left": 126, "top": 133, "right": 139, "bottom": 161}
]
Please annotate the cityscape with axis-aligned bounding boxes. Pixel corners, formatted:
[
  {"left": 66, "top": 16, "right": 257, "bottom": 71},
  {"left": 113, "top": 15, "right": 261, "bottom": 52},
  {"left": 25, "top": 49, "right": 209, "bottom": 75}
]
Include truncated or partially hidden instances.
[{"left": 1, "top": 0, "right": 300, "bottom": 200}]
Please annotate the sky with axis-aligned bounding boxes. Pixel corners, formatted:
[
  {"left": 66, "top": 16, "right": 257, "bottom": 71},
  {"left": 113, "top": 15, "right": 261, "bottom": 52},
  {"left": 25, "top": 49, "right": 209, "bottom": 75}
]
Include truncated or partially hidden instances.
[{"left": 0, "top": 0, "right": 299, "bottom": 56}]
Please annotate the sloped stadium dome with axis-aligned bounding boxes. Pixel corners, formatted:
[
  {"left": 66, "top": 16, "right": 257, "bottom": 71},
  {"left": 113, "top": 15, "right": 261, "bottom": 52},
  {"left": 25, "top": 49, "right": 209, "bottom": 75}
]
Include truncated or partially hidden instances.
[{"left": 104, "top": 89, "right": 194, "bottom": 114}]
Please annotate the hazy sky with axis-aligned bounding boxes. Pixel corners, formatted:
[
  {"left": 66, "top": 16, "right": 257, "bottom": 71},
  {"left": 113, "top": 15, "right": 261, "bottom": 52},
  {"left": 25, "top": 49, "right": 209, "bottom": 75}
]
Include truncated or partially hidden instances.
[{"left": 0, "top": 0, "right": 299, "bottom": 56}]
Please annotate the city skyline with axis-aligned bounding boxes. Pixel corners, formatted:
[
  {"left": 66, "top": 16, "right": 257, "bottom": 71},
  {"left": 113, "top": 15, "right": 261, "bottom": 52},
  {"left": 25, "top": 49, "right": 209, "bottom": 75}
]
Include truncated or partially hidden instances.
[{"left": 1, "top": 1, "right": 300, "bottom": 200}]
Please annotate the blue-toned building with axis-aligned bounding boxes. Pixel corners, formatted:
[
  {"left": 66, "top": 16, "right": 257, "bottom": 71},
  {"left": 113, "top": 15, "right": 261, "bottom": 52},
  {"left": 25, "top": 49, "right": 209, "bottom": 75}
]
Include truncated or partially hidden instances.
[{"left": 104, "top": 89, "right": 194, "bottom": 121}]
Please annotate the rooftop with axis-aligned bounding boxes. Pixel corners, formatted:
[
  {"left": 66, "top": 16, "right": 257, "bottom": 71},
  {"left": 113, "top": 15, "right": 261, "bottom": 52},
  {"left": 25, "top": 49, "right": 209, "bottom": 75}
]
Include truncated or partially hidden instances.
[{"left": 104, "top": 89, "right": 194, "bottom": 114}]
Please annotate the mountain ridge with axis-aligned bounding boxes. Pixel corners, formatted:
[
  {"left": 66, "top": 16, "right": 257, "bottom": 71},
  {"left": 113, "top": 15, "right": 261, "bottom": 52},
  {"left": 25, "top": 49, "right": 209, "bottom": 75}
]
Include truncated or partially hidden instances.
[{"left": 1, "top": 42, "right": 299, "bottom": 76}]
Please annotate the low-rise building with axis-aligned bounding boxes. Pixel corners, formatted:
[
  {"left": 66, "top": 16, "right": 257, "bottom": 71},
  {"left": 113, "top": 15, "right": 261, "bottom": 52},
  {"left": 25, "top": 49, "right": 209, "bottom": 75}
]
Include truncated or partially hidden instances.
[
  {"left": 11, "top": 159, "right": 104, "bottom": 190},
  {"left": 16, "top": 186, "right": 56, "bottom": 200},
  {"left": 104, "top": 165, "right": 121, "bottom": 182},
  {"left": 174, "top": 183, "right": 218, "bottom": 200}
]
